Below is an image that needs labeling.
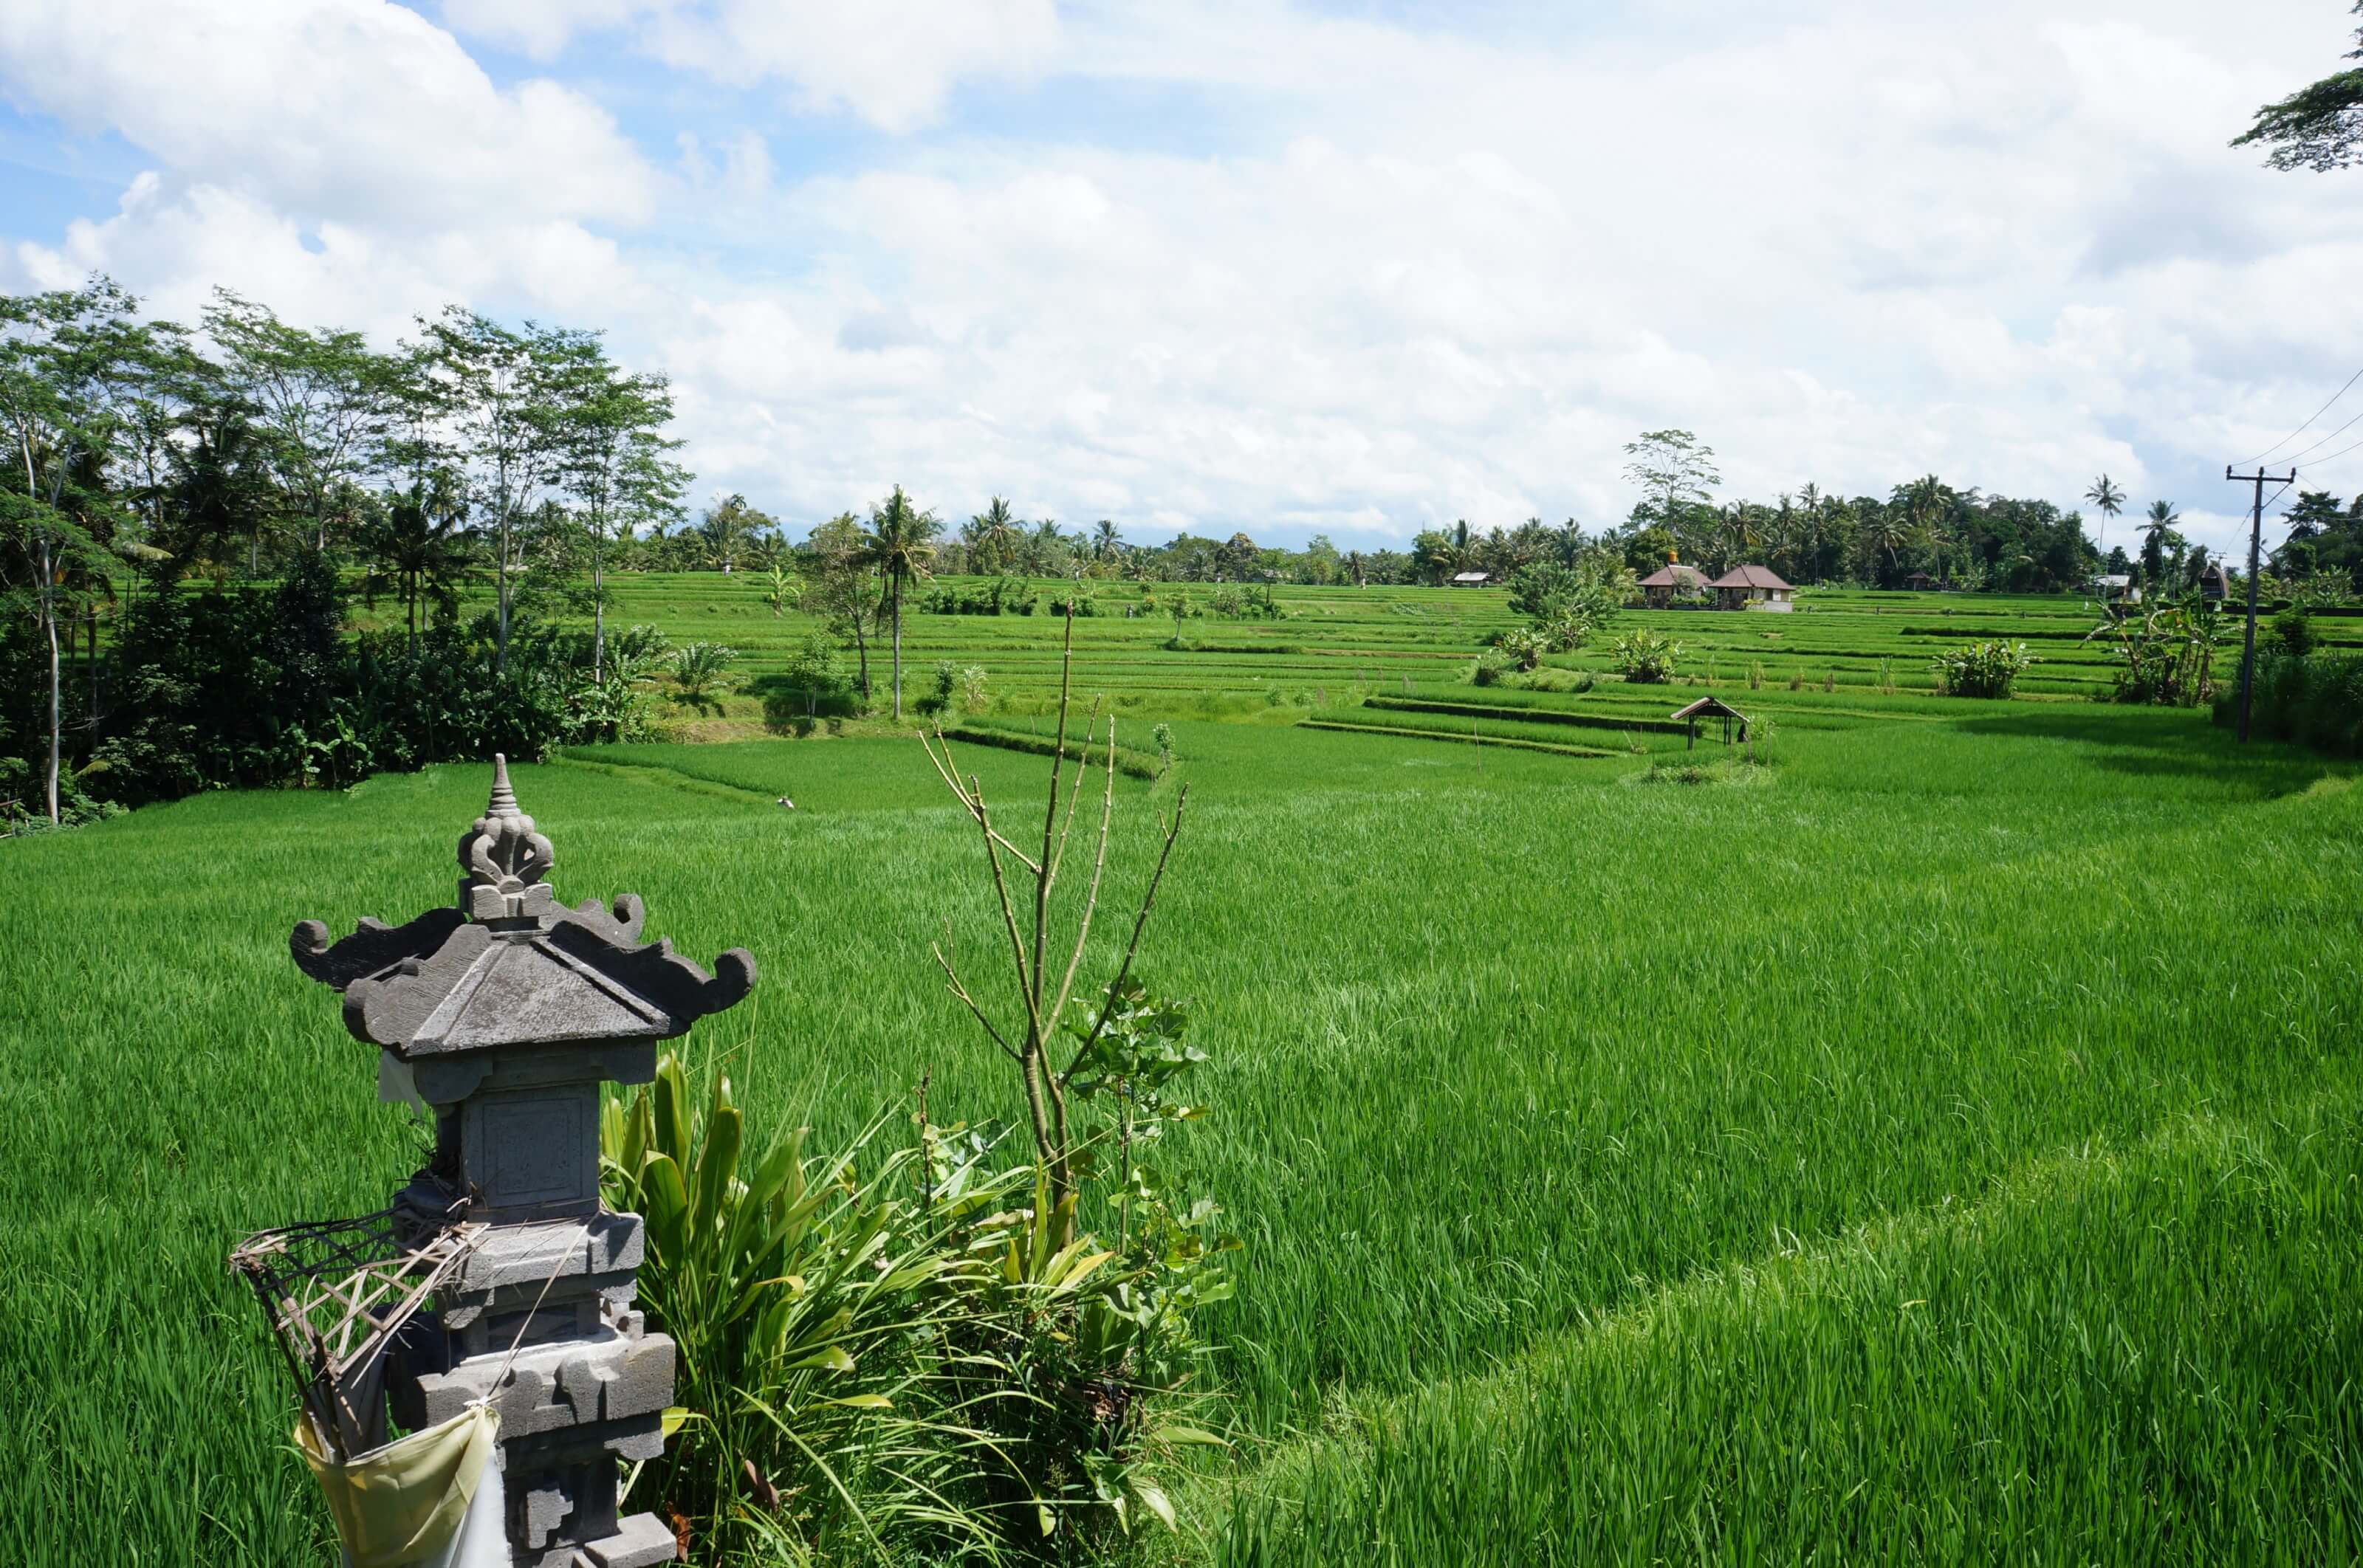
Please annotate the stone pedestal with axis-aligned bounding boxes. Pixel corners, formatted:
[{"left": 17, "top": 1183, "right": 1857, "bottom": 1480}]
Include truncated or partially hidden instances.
[{"left": 294, "top": 756, "right": 755, "bottom": 1567}]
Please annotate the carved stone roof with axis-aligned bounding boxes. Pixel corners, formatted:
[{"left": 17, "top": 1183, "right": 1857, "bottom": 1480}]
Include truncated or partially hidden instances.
[{"left": 291, "top": 756, "right": 755, "bottom": 1056}]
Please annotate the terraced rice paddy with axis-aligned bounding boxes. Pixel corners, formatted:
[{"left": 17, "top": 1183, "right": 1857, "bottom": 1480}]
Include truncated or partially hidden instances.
[
  {"left": 7, "top": 583, "right": 2362, "bottom": 1564},
  {"left": 591, "top": 574, "right": 2363, "bottom": 720}
]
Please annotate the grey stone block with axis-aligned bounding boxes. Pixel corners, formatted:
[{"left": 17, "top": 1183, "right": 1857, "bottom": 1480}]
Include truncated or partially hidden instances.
[
  {"left": 586, "top": 1513, "right": 677, "bottom": 1567},
  {"left": 445, "top": 1212, "right": 645, "bottom": 1293}
]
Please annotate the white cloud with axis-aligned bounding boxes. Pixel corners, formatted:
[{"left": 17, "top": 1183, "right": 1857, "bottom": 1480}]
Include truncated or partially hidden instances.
[
  {"left": 5, "top": 0, "right": 2362, "bottom": 560},
  {"left": 442, "top": 0, "right": 1059, "bottom": 133},
  {"left": 0, "top": 0, "right": 654, "bottom": 226}
]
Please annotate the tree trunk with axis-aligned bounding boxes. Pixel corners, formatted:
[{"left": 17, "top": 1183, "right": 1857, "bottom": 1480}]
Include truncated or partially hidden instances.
[
  {"left": 86, "top": 610, "right": 99, "bottom": 757},
  {"left": 890, "top": 576, "right": 904, "bottom": 721},
  {"left": 496, "top": 505, "right": 511, "bottom": 678},
  {"left": 592, "top": 534, "right": 606, "bottom": 682},
  {"left": 38, "top": 538, "right": 59, "bottom": 825}
]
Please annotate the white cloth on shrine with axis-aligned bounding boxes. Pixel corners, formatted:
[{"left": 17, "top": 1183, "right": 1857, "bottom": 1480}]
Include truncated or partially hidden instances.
[
  {"left": 298, "top": 1402, "right": 505, "bottom": 1568},
  {"left": 377, "top": 1050, "right": 431, "bottom": 1117}
]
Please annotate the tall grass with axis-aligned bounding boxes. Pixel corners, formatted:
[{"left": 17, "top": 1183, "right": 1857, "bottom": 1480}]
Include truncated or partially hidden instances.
[{"left": 1, "top": 709, "right": 2358, "bottom": 1562}]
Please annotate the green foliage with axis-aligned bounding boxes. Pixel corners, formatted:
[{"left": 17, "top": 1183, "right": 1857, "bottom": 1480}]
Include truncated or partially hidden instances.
[
  {"left": 572, "top": 624, "right": 668, "bottom": 744},
  {"left": 1610, "top": 628, "right": 1682, "bottom": 684},
  {"left": 2219, "top": 649, "right": 2363, "bottom": 755},
  {"left": 914, "top": 660, "right": 961, "bottom": 718},
  {"left": 1928, "top": 639, "right": 2035, "bottom": 699},
  {"left": 2085, "top": 597, "right": 2223, "bottom": 706},
  {"left": 602, "top": 1056, "right": 1020, "bottom": 1563},
  {"left": 2232, "top": 2, "right": 2363, "bottom": 171},
  {"left": 762, "top": 563, "right": 801, "bottom": 618},
  {"left": 1505, "top": 560, "right": 1624, "bottom": 651},
  {"left": 1492, "top": 627, "right": 1548, "bottom": 671},
  {"left": 668, "top": 640, "right": 739, "bottom": 707},
  {"left": 2271, "top": 608, "right": 2319, "bottom": 660}
]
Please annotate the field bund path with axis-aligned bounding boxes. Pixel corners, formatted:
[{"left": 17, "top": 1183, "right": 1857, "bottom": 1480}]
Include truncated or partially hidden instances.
[{"left": 1, "top": 706, "right": 2357, "bottom": 1563}]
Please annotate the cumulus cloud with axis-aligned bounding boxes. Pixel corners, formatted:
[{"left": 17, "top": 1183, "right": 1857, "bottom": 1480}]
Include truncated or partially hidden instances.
[
  {"left": 0, "top": 0, "right": 655, "bottom": 226},
  {"left": 4, "top": 0, "right": 2360, "bottom": 555}
]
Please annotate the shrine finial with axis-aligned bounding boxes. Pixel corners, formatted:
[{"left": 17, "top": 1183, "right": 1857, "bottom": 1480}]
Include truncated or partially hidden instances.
[{"left": 457, "top": 753, "right": 555, "bottom": 921}]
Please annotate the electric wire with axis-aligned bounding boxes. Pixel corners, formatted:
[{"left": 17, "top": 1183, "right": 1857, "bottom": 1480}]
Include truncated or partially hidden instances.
[
  {"left": 2244, "top": 365, "right": 2363, "bottom": 464},
  {"left": 2268, "top": 402, "right": 2363, "bottom": 466},
  {"left": 2288, "top": 428, "right": 2363, "bottom": 472}
]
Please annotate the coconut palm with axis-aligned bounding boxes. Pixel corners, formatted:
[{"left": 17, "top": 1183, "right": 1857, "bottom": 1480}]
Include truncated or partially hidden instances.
[
  {"left": 2085, "top": 474, "right": 2126, "bottom": 560},
  {"left": 857, "top": 485, "right": 942, "bottom": 720},
  {"left": 2138, "top": 499, "right": 2181, "bottom": 585},
  {"left": 359, "top": 481, "right": 475, "bottom": 654},
  {"left": 965, "top": 496, "right": 1017, "bottom": 575},
  {"left": 1094, "top": 517, "right": 1122, "bottom": 563}
]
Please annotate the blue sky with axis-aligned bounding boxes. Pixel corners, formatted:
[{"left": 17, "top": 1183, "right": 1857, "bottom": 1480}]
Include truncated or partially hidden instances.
[{"left": 4, "top": 0, "right": 2360, "bottom": 556}]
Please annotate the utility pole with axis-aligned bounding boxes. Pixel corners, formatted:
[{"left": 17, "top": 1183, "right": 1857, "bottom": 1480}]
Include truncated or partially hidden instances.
[{"left": 2225, "top": 465, "right": 2294, "bottom": 743}]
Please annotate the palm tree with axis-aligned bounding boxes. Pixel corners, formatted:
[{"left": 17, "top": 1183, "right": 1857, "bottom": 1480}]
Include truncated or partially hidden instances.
[
  {"left": 1026, "top": 517, "right": 1066, "bottom": 576},
  {"left": 2138, "top": 498, "right": 2179, "bottom": 585},
  {"left": 1094, "top": 518, "right": 1122, "bottom": 563},
  {"left": 858, "top": 485, "right": 942, "bottom": 721},
  {"left": 2085, "top": 474, "right": 2126, "bottom": 562},
  {"left": 360, "top": 481, "right": 474, "bottom": 654},
  {"left": 966, "top": 496, "right": 1017, "bottom": 575},
  {"left": 1859, "top": 505, "right": 1906, "bottom": 583}
]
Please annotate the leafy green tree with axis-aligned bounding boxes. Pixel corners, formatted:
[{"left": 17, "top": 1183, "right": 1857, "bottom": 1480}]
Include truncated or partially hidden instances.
[
  {"left": 164, "top": 396, "right": 277, "bottom": 578},
  {"left": 1, "top": 278, "right": 153, "bottom": 823},
  {"left": 1622, "top": 430, "right": 1721, "bottom": 543},
  {"left": 2235, "top": 4, "right": 2363, "bottom": 170},
  {"left": 803, "top": 512, "right": 879, "bottom": 700},
  {"left": 202, "top": 290, "right": 384, "bottom": 554},
  {"left": 860, "top": 485, "right": 942, "bottom": 720},
  {"left": 549, "top": 345, "right": 685, "bottom": 678},
  {"left": 418, "top": 307, "right": 581, "bottom": 675}
]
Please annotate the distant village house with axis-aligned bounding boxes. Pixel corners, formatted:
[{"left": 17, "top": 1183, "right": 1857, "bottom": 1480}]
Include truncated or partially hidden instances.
[
  {"left": 1636, "top": 563, "right": 1710, "bottom": 608},
  {"left": 1709, "top": 565, "right": 1796, "bottom": 611}
]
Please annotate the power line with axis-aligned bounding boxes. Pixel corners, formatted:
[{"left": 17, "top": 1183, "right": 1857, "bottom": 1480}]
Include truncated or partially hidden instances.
[
  {"left": 2270, "top": 401, "right": 2363, "bottom": 466},
  {"left": 2245, "top": 365, "right": 2363, "bottom": 464},
  {"left": 2285, "top": 427, "right": 2363, "bottom": 472}
]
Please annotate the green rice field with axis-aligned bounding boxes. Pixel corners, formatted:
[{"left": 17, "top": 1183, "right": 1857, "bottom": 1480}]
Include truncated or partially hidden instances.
[
  {"left": 588, "top": 575, "right": 2363, "bottom": 718},
  {"left": 5, "top": 585, "right": 2362, "bottom": 1564}
]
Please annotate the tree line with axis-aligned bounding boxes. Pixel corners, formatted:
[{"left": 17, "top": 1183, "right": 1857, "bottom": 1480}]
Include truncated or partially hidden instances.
[{"left": 2, "top": 275, "right": 686, "bottom": 825}]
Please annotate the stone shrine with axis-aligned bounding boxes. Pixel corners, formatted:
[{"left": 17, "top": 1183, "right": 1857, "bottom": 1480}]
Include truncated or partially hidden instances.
[{"left": 290, "top": 755, "right": 755, "bottom": 1567}]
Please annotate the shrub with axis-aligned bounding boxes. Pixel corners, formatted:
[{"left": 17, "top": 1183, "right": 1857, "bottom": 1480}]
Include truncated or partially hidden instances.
[
  {"left": 1494, "top": 627, "right": 1549, "bottom": 671},
  {"left": 2218, "top": 650, "right": 2363, "bottom": 754},
  {"left": 667, "top": 642, "right": 739, "bottom": 708},
  {"left": 1928, "top": 639, "right": 2034, "bottom": 699},
  {"left": 1611, "top": 629, "right": 1682, "bottom": 684},
  {"left": 2270, "top": 608, "right": 2318, "bottom": 660},
  {"left": 2085, "top": 597, "right": 2223, "bottom": 706}
]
